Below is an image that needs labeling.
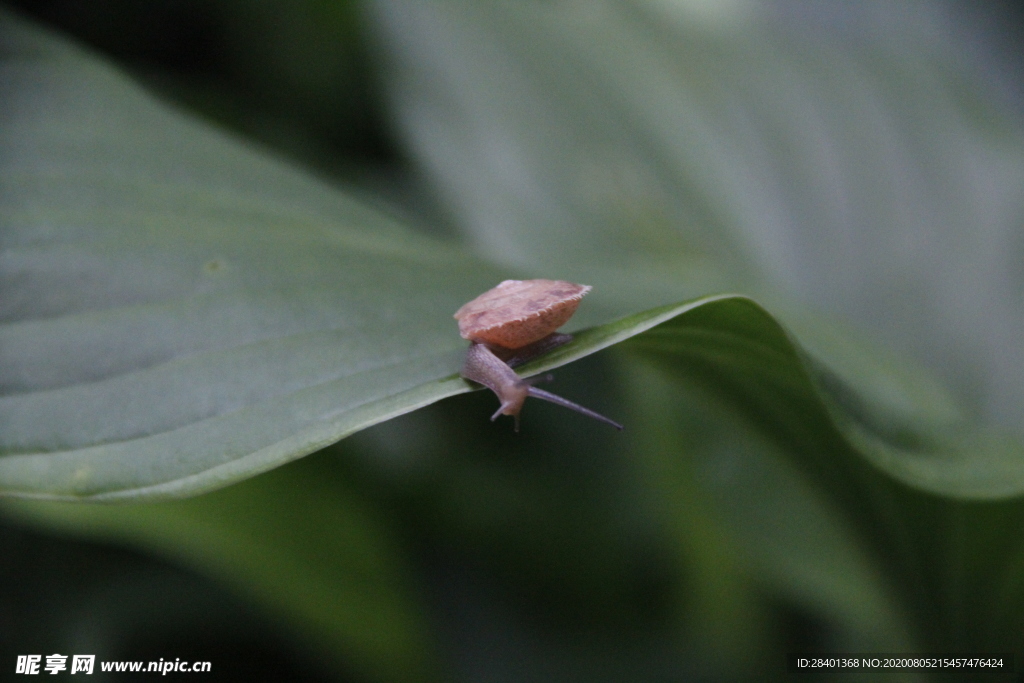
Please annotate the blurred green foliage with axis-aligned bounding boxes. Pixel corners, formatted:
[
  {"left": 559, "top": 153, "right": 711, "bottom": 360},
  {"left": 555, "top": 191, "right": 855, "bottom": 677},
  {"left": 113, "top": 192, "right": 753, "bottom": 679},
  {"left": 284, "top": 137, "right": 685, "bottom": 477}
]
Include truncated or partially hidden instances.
[{"left": 4, "top": 1, "right": 1024, "bottom": 682}]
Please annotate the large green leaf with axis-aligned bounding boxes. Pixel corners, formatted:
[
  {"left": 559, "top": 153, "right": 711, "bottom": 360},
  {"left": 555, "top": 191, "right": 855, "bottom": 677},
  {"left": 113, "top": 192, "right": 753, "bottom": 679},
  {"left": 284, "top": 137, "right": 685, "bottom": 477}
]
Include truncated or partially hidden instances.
[
  {"left": 622, "top": 298, "right": 1024, "bottom": 499},
  {"left": 3, "top": 4, "right": 1023, "bottom": 503},
  {"left": 0, "top": 8, "right": 489, "bottom": 500}
]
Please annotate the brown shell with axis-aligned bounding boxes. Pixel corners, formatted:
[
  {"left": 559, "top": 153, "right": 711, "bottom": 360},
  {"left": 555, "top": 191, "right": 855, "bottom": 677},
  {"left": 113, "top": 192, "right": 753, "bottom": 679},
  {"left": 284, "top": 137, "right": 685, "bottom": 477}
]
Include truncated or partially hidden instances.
[{"left": 454, "top": 279, "right": 591, "bottom": 349}]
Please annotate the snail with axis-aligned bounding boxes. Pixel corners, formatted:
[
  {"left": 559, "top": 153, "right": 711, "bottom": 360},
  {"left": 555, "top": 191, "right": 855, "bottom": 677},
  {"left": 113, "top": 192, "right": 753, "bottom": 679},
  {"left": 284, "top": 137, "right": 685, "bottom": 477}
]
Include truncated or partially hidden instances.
[{"left": 454, "top": 279, "right": 623, "bottom": 431}]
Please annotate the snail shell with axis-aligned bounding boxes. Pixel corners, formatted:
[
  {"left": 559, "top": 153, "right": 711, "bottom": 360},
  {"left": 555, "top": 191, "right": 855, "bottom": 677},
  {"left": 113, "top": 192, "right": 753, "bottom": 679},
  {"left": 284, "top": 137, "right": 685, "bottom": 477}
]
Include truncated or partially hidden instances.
[{"left": 453, "top": 279, "right": 591, "bottom": 349}]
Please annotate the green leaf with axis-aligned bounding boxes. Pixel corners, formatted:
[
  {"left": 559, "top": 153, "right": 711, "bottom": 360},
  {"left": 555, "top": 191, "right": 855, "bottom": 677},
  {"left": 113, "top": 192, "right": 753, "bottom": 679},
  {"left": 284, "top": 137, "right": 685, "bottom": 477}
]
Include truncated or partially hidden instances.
[
  {"left": 0, "top": 7, "right": 493, "bottom": 500},
  {"left": 6, "top": 1, "right": 1019, "bottom": 509},
  {"left": 4, "top": 5, "right": 1022, "bottom": 505},
  {"left": 622, "top": 297, "right": 1024, "bottom": 500}
]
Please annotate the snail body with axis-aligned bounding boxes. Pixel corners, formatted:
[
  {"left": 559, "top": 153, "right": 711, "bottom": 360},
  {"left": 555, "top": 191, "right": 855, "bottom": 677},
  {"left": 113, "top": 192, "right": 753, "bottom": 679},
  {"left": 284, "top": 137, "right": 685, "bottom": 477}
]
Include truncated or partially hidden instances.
[{"left": 454, "top": 279, "right": 622, "bottom": 431}]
